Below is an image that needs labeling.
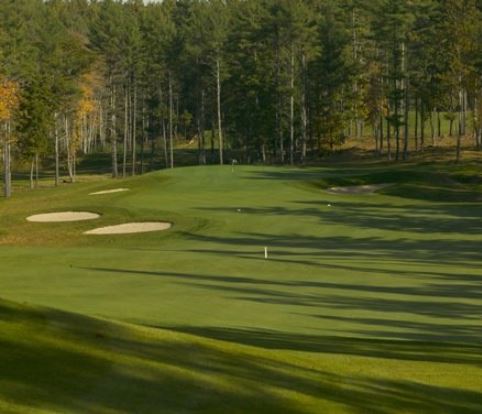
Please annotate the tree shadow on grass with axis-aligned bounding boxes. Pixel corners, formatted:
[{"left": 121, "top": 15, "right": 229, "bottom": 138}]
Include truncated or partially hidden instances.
[
  {"left": 180, "top": 281, "right": 482, "bottom": 321},
  {"left": 182, "top": 231, "right": 482, "bottom": 263},
  {"left": 161, "top": 325, "right": 482, "bottom": 367},
  {"left": 0, "top": 302, "right": 315, "bottom": 414},
  {"left": 127, "top": 246, "right": 482, "bottom": 279},
  {"left": 308, "top": 314, "right": 482, "bottom": 343},
  {"left": 3, "top": 302, "right": 482, "bottom": 413},
  {"left": 84, "top": 266, "right": 482, "bottom": 304},
  {"left": 196, "top": 200, "right": 482, "bottom": 234},
  {"left": 85, "top": 267, "right": 482, "bottom": 347},
  {"left": 295, "top": 199, "right": 482, "bottom": 234}
]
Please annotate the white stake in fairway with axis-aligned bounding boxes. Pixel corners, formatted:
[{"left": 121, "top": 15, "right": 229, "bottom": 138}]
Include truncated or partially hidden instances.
[{"left": 264, "top": 246, "right": 268, "bottom": 259}]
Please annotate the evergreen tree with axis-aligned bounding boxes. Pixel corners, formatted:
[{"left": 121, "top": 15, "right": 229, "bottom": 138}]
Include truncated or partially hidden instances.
[{"left": 372, "top": 0, "right": 414, "bottom": 160}]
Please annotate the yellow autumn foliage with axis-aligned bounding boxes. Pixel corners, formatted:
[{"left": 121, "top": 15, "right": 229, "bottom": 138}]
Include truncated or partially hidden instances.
[
  {"left": 70, "top": 72, "right": 102, "bottom": 153},
  {"left": 77, "top": 83, "right": 96, "bottom": 117},
  {"left": 76, "top": 71, "right": 103, "bottom": 118},
  {"left": 0, "top": 78, "right": 20, "bottom": 121}
]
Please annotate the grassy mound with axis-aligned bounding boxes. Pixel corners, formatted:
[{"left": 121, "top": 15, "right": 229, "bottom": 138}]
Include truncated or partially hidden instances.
[{"left": 306, "top": 162, "right": 482, "bottom": 202}]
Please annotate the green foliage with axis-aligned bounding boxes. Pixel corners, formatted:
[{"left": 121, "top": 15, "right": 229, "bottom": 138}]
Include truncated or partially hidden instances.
[{"left": 1, "top": 0, "right": 482, "bottom": 188}]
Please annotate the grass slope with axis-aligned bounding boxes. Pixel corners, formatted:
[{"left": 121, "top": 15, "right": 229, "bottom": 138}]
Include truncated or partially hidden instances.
[
  {"left": 1, "top": 298, "right": 481, "bottom": 414},
  {"left": 1, "top": 162, "right": 481, "bottom": 413}
]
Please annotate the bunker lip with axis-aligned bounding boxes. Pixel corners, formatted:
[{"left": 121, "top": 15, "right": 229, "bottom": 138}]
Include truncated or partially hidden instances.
[
  {"left": 27, "top": 212, "right": 100, "bottom": 223},
  {"left": 326, "top": 184, "right": 391, "bottom": 195},
  {"left": 89, "top": 188, "right": 130, "bottom": 195},
  {"left": 84, "top": 222, "right": 172, "bottom": 235}
]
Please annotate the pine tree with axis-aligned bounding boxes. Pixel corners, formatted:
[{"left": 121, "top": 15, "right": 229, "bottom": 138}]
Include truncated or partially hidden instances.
[
  {"left": 372, "top": 0, "right": 414, "bottom": 161},
  {"left": 439, "top": 0, "right": 480, "bottom": 161}
]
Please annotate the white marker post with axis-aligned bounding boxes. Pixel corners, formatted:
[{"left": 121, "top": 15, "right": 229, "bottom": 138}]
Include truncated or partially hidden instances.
[{"left": 264, "top": 246, "right": 268, "bottom": 259}]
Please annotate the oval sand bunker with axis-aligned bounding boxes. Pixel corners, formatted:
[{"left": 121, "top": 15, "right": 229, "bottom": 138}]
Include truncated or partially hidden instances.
[
  {"left": 27, "top": 212, "right": 100, "bottom": 222},
  {"left": 326, "top": 184, "right": 390, "bottom": 195},
  {"left": 85, "top": 222, "right": 171, "bottom": 235},
  {"left": 89, "top": 188, "right": 129, "bottom": 196}
]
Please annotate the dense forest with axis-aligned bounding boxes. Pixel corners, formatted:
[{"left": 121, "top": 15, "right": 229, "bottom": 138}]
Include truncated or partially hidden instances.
[{"left": 1, "top": 0, "right": 482, "bottom": 197}]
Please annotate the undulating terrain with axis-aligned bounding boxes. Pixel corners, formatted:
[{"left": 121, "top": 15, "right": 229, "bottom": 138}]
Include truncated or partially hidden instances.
[{"left": 1, "top": 163, "right": 481, "bottom": 413}]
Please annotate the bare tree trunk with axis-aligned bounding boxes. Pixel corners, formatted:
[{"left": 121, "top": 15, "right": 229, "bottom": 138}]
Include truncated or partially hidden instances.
[
  {"left": 169, "top": 71, "right": 174, "bottom": 169},
  {"left": 456, "top": 129, "right": 462, "bottom": 162},
  {"left": 374, "top": 123, "right": 379, "bottom": 153},
  {"left": 351, "top": 7, "right": 359, "bottom": 140},
  {"left": 216, "top": 57, "right": 224, "bottom": 165},
  {"left": 276, "top": 55, "right": 284, "bottom": 163},
  {"left": 110, "top": 81, "right": 118, "bottom": 178},
  {"left": 149, "top": 138, "right": 155, "bottom": 171},
  {"left": 456, "top": 86, "right": 463, "bottom": 162},
  {"left": 395, "top": 107, "right": 400, "bottom": 161},
  {"left": 123, "top": 87, "right": 128, "bottom": 178},
  {"left": 3, "top": 122, "right": 11, "bottom": 197},
  {"left": 403, "top": 79, "right": 409, "bottom": 160},
  {"left": 414, "top": 98, "right": 419, "bottom": 151},
  {"left": 386, "top": 119, "right": 392, "bottom": 161},
  {"left": 65, "top": 115, "right": 74, "bottom": 183},
  {"left": 141, "top": 96, "right": 146, "bottom": 175},
  {"left": 99, "top": 102, "right": 105, "bottom": 149},
  {"left": 420, "top": 104, "right": 425, "bottom": 151},
  {"left": 437, "top": 109, "right": 441, "bottom": 139},
  {"left": 211, "top": 122, "right": 215, "bottom": 161},
  {"left": 158, "top": 87, "right": 168, "bottom": 169},
  {"left": 198, "top": 89, "right": 206, "bottom": 165},
  {"left": 35, "top": 153, "right": 39, "bottom": 188},
  {"left": 175, "top": 94, "right": 179, "bottom": 139},
  {"left": 379, "top": 114, "right": 384, "bottom": 155},
  {"left": 476, "top": 96, "right": 482, "bottom": 150},
  {"left": 54, "top": 113, "right": 60, "bottom": 186},
  {"left": 132, "top": 82, "right": 137, "bottom": 176},
  {"left": 73, "top": 152, "right": 76, "bottom": 182},
  {"left": 161, "top": 116, "right": 167, "bottom": 169},
  {"left": 197, "top": 115, "right": 202, "bottom": 164},
  {"left": 300, "top": 53, "right": 307, "bottom": 163},
  {"left": 30, "top": 157, "right": 35, "bottom": 190},
  {"left": 289, "top": 47, "right": 295, "bottom": 166},
  {"left": 88, "top": 113, "right": 95, "bottom": 153}
]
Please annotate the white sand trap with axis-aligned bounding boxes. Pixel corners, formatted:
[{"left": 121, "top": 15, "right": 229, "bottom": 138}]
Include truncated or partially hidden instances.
[
  {"left": 326, "top": 184, "right": 390, "bottom": 195},
  {"left": 85, "top": 222, "right": 171, "bottom": 235},
  {"left": 27, "top": 212, "right": 100, "bottom": 223},
  {"left": 89, "top": 188, "right": 129, "bottom": 195}
]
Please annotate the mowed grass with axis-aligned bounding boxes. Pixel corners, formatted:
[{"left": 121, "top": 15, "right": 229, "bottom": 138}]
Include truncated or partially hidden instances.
[{"left": 0, "top": 162, "right": 481, "bottom": 413}]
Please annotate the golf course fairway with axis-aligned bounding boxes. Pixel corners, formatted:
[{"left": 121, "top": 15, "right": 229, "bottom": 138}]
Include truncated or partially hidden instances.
[{"left": 1, "top": 164, "right": 481, "bottom": 413}]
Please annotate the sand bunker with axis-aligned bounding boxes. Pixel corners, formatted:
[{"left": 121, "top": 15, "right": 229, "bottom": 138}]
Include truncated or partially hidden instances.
[
  {"left": 89, "top": 188, "right": 129, "bottom": 195},
  {"left": 326, "top": 184, "right": 390, "bottom": 195},
  {"left": 27, "top": 212, "right": 100, "bottom": 222},
  {"left": 84, "top": 222, "right": 171, "bottom": 235}
]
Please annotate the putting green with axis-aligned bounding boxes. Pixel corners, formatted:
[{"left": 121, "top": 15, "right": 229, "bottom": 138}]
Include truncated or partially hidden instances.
[{"left": 0, "top": 164, "right": 481, "bottom": 413}]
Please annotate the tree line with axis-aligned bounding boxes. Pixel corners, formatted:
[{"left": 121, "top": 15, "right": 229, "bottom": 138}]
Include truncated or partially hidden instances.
[{"left": 1, "top": 0, "right": 482, "bottom": 197}]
